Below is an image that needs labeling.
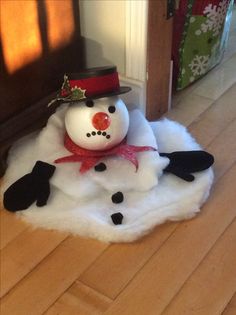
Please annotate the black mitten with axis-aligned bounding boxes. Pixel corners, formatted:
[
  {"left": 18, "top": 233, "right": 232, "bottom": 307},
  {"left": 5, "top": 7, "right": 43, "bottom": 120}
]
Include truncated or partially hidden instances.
[
  {"left": 160, "top": 151, "right": 214, "bottom": 182},
  {"left": 3, "top": 161, "right": 56, "bottom": 212}
]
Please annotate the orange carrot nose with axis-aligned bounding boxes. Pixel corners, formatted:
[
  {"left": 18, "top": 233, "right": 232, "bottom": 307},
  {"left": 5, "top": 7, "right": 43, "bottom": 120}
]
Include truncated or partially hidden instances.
[{"left": 92, "top": 112, "right": 111, "bottom": 130}]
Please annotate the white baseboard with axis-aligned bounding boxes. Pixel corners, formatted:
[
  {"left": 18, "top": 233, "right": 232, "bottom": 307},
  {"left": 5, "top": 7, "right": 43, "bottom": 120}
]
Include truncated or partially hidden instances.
[
  {"left": 122, "top": 0, "right": 148, "bottom": 113},
  {"left": 125, "top": 0, "right": 148, "bottom": 81},
  {"left": 119, "top": 76, "right": 146, "bottom": 114}
]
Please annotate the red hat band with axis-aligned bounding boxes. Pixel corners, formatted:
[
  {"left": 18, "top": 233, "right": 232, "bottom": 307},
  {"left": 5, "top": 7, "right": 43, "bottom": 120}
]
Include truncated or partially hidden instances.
[
  {"left": 65, "top": 72, "right": 120, "bottom": 98},
  {"left": 48, "top": 66, "right": 131, "bottom": 107}
]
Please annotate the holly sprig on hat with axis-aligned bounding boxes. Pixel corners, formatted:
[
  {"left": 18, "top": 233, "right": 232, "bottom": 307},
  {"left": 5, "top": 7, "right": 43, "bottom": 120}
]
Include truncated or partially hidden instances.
[
  {"left": 48, "top": 75, "right": 86, "bottom": 107},
  {"left": 60, "top": 75, "right": 71, "bottom": 97}
]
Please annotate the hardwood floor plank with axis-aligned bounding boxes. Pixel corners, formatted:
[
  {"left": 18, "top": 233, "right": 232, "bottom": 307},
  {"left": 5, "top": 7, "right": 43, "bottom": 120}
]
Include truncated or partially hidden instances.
[
  {"left": 207, "top": 119, "right": 236, "bottom": 181},
  {"left": 189, "top": 83, "right": 236, "bottom": 148},
  {"left": 44, "top": 280, "right": 112, "bottom": 315},
  {"left": 193, "top": 55, "right": 236, "bottom": 101},
  {"left": 0, "top": 209, "right": 28, "bottom": 250},
  {"left": 1, "top": 228, "right": 67, "bottom": 297},
  {"left": 162, "top": 218, "right": 236, "bottom": 315},
  {"left": 222, "top": 292, "right": 236, "bottom": 315},
  {"left": 103, "top": 164, "right": 236, "bottom": 315},
  {"left": 165, "top": 94, "right": 214, "bottom": 127},
  {"left": 1, "top": 237, "right": 108, "bottom": 315},
  {"left": 80, "top": 222, "right": 178, "bottom": 299}
]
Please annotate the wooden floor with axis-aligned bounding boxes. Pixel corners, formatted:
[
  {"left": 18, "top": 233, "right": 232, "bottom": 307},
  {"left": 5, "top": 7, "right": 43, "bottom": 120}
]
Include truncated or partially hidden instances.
[{"left": 1, "top": 54, "right": 236, "bottom": 315}]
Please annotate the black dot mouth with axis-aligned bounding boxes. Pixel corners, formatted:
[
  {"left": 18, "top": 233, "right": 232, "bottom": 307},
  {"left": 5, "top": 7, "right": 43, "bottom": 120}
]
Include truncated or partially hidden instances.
[{"left": 86, "top": 131, "right": 111, "bottom": 139}]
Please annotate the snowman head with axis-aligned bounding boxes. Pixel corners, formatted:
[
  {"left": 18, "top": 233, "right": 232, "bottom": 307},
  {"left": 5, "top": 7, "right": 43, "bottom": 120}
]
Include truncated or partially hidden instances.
[
  {"left": 65, "top": 96, "right": 129, "bottom": 150},
  {"left": 48, "top": 66, "right": 131, "bottom": 150}
]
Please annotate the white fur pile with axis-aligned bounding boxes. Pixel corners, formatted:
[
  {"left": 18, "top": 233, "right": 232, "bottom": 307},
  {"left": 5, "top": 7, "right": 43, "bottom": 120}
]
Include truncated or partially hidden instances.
[{"left": 1, "top": 107, "right": 214, "bottom": 242}]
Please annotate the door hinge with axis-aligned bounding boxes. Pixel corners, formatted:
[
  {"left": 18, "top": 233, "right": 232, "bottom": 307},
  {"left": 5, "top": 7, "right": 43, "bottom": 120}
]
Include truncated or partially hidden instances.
[{"left": 167, "top": 0, "right": 175, "bottom": 19}]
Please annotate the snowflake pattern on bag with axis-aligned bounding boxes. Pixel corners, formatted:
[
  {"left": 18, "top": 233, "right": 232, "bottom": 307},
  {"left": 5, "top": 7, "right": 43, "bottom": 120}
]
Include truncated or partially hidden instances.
[
  {"left": 196, "top": 0, "right": 229, "bottom": 36},
  {"left": 176, "top": 0, "right": 233, "bottom": 90},
  {"left": 188, "top": 55, "right": 210, "bottom": 76}
]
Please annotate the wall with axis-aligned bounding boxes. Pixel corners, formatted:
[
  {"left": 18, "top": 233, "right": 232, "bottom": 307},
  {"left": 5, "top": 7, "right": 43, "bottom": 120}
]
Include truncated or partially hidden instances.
[{"left": 79, "top": 0, "right": 126, "bottom": 74}]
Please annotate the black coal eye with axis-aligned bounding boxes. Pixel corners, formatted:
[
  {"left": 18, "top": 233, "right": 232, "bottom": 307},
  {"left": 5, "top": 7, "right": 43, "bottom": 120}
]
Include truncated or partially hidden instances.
[
  {"left": 85, "top": 100, "right": 94, "bottom": 107},
  {"left": 108, "top": 106, "right": 116, "bottom": 113}
]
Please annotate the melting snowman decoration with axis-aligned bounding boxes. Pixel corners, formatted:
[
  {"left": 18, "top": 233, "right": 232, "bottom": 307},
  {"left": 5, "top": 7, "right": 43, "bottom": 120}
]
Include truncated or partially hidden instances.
[{"left": 3, "top": 66, "right": 214, "bottom": 241}]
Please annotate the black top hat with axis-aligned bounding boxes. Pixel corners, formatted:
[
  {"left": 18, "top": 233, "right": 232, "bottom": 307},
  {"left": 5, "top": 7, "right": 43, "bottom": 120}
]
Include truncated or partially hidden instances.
[{"left": 48, "top": 66, "right": 131, "bottom": 107}]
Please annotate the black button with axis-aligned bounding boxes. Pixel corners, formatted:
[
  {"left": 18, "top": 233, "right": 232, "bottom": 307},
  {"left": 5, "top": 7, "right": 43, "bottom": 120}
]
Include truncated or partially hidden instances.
[
  {"left": 111, "top": 212, "right": 123, "bottom": 225},
  {"left": 86, "top": 133, "right": 91, "bottom": 137},
  {"left": 111, "top": 191, "right": 124, "bottom": 204},
  {"left": 92, "top": 131, "right": 96, "bottom": 136},
  {"left": 94, "top": 163, "right": 107, "bottom": 172},
  {"left": 108, "top": 106, "right": 116, "bottom": 113}
]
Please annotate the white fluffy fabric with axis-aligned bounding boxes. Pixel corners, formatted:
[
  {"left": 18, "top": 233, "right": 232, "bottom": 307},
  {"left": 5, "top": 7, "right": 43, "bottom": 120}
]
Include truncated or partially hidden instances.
[{"left": 1, "top": 107, "right": 214, "bottom": 242}]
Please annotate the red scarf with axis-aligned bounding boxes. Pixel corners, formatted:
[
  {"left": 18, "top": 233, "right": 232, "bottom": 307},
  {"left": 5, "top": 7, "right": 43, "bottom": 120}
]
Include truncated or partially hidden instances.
[{"left": 55, "top": 133, "right": 157, "bottom": 173}]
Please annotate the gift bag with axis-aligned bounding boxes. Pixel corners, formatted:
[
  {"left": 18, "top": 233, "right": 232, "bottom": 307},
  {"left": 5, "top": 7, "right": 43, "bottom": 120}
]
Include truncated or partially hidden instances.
[{"left": 172, "top": 0, "right": 234, "bottom": 90}]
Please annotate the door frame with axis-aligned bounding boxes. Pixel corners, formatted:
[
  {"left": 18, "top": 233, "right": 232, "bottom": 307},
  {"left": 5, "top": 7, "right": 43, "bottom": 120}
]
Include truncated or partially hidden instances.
[
  {"left": 122, "top": 0, "right": 173, "bottom": 120},
  {"left": 146, "top": 0, "right": 173, "bottom": 120}
]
